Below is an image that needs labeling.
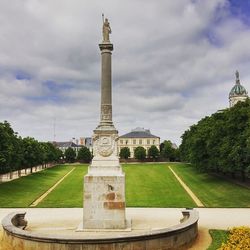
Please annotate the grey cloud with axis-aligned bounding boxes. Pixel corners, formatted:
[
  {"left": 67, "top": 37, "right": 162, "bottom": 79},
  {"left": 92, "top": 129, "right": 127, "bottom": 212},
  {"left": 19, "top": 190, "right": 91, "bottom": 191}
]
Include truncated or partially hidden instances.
[{"left": 0, "top": 0, "right": 250, "bottom": 145}]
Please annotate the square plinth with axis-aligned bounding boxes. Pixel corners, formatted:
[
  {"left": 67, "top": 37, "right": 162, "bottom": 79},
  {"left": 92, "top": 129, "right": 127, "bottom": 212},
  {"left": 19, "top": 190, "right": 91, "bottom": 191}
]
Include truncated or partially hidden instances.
[{"left": 83, "top": 173, "right": 126, "bottom": 229}]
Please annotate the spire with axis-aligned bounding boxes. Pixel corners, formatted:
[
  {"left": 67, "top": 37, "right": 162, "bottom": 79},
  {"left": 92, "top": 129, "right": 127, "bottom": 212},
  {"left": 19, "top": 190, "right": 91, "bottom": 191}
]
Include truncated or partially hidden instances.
[{"left": 235, "top": 70, "right": 240, "bottom": 85}]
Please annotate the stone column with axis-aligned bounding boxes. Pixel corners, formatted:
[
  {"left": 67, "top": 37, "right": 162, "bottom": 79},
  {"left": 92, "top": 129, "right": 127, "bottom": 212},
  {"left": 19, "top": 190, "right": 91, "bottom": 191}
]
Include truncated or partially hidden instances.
[
  {"left": 99, "top": 43, "right": 114, "bottom": 127},
  {"left": 82, "top": 19, "right": 126, "bottom": 229}
]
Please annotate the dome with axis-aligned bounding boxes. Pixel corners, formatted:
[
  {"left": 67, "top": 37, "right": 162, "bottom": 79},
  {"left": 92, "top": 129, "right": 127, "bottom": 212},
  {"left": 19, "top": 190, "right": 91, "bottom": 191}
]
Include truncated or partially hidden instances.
[
  {"left": 229, "top": 71, "right": 248, "bottom": 97},
  {"left": 229, "top": 84, "right": 248, "bottom": 97}
]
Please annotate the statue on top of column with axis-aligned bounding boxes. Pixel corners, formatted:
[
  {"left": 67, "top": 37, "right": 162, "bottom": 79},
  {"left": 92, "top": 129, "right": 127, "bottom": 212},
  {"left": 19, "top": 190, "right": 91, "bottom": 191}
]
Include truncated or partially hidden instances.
[{"left": 102, "top": 14, "right": 112, "bottom": 43}]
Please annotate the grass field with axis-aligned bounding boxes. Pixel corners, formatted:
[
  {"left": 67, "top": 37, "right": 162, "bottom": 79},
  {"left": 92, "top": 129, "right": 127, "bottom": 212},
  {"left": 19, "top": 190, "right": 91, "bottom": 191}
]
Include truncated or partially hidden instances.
[
  {"left": 0, "top": 165, "right": 74, "bottom": 207},
  {"left": 1, "top": 163, "right": 250, "bottom": 208},
  {"left": 123, "top": 164, "right": 195, "bottom": 207},
  {"left": 171, "top": 164, "right": 250, "bottom": 207},
  {"left": 38, "top": 163, "right": 195, "bottom": 207},
  {"left": 38, "top": 164, "right": 88, "bottom": 207},
  {"left": 207, "top": 229, "right": 229, "bottom": 250}
]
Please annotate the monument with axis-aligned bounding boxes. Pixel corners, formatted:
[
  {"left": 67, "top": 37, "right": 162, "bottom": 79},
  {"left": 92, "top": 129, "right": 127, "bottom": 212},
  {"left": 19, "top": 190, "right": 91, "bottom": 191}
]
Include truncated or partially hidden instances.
[
  {"left": 83, "top": 16, "right": 127, "bottom": 229},
  {"left": 1, "top": 17, "right": 199, "bottom": 250}
]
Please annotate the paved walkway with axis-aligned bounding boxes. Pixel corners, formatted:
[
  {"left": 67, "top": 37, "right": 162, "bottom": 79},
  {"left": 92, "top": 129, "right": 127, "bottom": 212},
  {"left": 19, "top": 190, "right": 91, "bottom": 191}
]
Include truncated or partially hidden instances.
[
  {"left": 30, "top": 167, "right": 76, "bottom": 207},
  {"left": 1, "top": 208, "right": 250, "bottom": 250},
  {"left": 168, "top": 166, "right": 204, "bottom": 207}
]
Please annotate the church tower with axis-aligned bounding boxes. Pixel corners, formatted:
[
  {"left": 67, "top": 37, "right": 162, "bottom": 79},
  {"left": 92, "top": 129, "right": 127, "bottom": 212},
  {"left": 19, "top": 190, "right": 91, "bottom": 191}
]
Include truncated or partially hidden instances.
[{"left": 229, "top": 71, "right": 248, "bottom": 107}]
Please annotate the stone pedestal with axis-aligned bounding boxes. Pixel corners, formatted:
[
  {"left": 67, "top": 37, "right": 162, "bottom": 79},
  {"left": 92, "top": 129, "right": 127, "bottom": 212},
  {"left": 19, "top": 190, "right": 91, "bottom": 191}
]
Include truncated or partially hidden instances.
[
  {"left": 83, "top": 174, "right": 126, "bottom": 229},
  {"left": 83, "top": 128, "right": 126, "bottom": 229}
]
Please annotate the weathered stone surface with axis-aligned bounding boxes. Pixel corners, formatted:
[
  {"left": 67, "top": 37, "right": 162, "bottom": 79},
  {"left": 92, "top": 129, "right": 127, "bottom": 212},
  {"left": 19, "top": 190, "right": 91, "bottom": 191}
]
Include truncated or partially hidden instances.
[
  {"left": 83, "top": 174, "right": 126, "bottom": 229},
  {"left": 2, "top": 210, "right": 199, "bottom": 250}
]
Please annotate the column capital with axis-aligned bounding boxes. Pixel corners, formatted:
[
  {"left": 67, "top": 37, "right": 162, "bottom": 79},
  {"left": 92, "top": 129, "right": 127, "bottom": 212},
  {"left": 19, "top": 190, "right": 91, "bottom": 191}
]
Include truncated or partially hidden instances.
[{"left": 99, "top": 43, "right": 113, "bottom": 51}]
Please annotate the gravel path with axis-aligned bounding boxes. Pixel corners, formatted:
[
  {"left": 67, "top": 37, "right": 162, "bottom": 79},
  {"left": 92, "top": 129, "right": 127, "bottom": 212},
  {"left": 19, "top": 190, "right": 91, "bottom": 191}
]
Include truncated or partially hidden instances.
[
  {"left": 168, "top": 166, "right": 204, "bottom": 207},
  {"left": 29, "top": 167, "right": 76, "bottom": 207}
]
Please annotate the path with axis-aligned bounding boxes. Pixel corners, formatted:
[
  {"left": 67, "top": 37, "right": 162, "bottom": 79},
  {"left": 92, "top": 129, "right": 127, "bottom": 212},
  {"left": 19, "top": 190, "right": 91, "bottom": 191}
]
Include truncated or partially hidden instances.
[
  {"left": 168, "top": 166, "right": 204, "bottom": 207},
  {"left": 0, "top": 208, "right": 250, "bottom": 250},
  {"left": 30, "top": 167, "right": 76, "bottom": 207}
]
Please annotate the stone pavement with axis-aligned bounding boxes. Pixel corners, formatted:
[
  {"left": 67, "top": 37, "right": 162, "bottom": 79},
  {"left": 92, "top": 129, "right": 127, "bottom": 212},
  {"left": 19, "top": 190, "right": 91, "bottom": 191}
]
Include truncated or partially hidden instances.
[{"left": 0, "top": 208, "right": 250, "bottom": 250}]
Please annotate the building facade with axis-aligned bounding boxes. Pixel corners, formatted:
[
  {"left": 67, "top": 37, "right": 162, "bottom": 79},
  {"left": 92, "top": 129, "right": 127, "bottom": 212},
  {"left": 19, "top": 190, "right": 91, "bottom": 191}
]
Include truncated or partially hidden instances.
[
  {"left": 54, "top": 137, "right": 93, "bottom": 153},
  {"left": 118, "top": 127, "right": 160, "bottom": 158},
  {"left": 229, "top": 71, "right": 248, "bottom": 107},
  {"left": 53, "top": 141, "right": 80, "bottom": 153}
]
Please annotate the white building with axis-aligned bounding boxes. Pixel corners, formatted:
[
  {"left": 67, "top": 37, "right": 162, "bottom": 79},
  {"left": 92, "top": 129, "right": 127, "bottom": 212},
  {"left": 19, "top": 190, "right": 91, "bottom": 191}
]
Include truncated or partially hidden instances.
[
  {"left": 229, "top": 71, "right": 248, "bottom": 107},
  {"left": 118, "top": 127, "right": 160, "bottom": 158}
]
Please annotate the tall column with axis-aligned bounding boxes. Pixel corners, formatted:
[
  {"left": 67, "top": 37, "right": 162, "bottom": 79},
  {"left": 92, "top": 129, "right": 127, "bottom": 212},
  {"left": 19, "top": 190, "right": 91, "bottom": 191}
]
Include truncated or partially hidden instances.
[
  {"left": 82, "top": 18, "right": 126, "bottom": 230},
  {"left": 99, "top": 43, "right": 114, "bottom": 127}
]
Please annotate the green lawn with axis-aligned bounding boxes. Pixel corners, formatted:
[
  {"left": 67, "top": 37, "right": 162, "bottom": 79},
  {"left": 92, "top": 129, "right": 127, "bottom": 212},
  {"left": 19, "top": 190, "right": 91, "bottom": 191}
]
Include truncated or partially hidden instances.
[
  {"left": 38, "top": 164, "right": 88, "bottom": 207},
  {"left": 38, "top": 163, "right": 195, "bottom": 208},
  {"left": 171, "top": 164, "right": 250, "bottom": 207},
  {"left": 1, "top": 163, "right": 250, "bottom": 208},
  {"left": 0, "top": 165, "right": 74, "bottom": 207},
  {"left": 207, "top": 229, "right": 228, "bottom": 250},
  {"left": 123, "top": 164, "right": 196, "bottom": 207}
]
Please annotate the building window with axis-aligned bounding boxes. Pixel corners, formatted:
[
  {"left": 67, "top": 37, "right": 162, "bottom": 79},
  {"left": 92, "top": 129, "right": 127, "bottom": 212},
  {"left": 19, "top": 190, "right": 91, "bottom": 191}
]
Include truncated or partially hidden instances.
[
  {"left": 126, "top": 140, "right": 128, "bottom": 145},
  {"left": 153, "top": 140, "right": 155, "bottom": 144},
  {"left": 147, "top": 139, "right": 150, "bottom": 144},
  {"left": 120, "top": 140, "right": 123, "bottom": 144},
  {"left": 133, "top": 139, "right": 136, "bottom": 144},
  {"left": 139, "top": 139, "right": 142, "bottom": 144}
]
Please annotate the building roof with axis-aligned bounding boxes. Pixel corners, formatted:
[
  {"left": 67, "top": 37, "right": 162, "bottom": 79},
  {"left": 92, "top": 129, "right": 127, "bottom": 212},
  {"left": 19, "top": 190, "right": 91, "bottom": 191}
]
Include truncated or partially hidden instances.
[
  {"left": 229, "top": 71, "right": 248, "bottom": 97},
  {"left": 53, "top": 141, "right": 79, "bottom": 148},
  {"left": 119, "top": 127, "right": 159, "bottom": 139}
]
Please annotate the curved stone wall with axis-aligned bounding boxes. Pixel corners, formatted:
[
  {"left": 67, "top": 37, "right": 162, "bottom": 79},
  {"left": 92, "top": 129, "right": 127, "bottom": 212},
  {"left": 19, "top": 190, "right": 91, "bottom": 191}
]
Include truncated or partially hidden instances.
[{"left": 2, "top": 209, "right": 198, "bottom": 250}]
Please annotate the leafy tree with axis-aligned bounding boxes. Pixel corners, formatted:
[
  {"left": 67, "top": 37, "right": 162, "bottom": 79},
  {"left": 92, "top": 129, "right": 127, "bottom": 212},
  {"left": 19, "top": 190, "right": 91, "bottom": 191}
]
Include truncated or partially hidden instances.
[
  {"left": 119, "top": 147, "right": 130, "bottom": 160},
  {"left": 134, "top": 146, "right": 146, "bottom": 161},
  {"left": 77, "top": 146, "right": 92, "bottom": 163},
  {"left": 180, "top": 98, "right": 250, "bottom": 181},
  {"left": 148, "top": 145, "right": 159, "bottom": 160},
  {"left": 0, "top": 121, "right": 22, "bottom": 175},
  {"left": 22, "top": 137, "right": 42, "bottom": 173},
  {"left": 161, "top": 140, "right": 176, "bottom": 161},
  {"left": 65, "top": 147, "right": 76, "bottom": 163},
  {"left": 0, "top": 121, "right": 62, "bottom": 176}
]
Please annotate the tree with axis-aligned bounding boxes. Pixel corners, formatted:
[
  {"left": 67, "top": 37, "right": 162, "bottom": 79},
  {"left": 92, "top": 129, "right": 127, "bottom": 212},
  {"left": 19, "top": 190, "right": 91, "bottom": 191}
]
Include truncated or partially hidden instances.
[
  {"left": 119, "top": 147, "right": 130, "bottom": 160},
  {"left": 134, "top": 146, "right": 146, "bottom": 161},
  {"left": 179, "top": 98, "right": 250, "bottom": 181},
  {"left": 0, "top": 121, "right": 25, "bottom": 176},
  {"left": 161, "top": 140, "right": 176, "bottom": 161},
  {"left": 148, "top": 145, "right": 159, "bottom": 160},
  {"left": 22, "top": 137, "right": 42, "bottom": 173},
  {"left": 64, "top": 147, "right": 76, "bottom": 163},
  {"left": 77, "top": 147, "right": 92, "bottom": 163}
]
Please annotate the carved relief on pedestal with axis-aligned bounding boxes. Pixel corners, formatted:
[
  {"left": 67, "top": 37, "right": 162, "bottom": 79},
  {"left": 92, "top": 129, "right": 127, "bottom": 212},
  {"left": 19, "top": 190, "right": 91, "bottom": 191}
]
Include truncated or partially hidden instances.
[
  {"left": 93, "top": 134, "right": 118, "bottom": 157},
  {"left": 101, "top": 104, "right": 112, "bottom": 121}
]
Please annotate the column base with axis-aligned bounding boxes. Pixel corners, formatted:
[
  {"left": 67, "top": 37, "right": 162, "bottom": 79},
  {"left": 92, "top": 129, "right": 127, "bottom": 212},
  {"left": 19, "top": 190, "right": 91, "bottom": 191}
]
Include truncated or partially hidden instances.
[{"left": 83, "top": 172, "right": 126, "bottom": 229}]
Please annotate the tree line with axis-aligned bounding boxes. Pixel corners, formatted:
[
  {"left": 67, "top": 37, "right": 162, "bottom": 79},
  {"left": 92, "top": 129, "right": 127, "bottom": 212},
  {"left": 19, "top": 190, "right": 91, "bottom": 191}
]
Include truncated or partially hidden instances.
[
  {"left": 0, "top": 121, "right": 92, "bottom": 175},
  {"left": 179, "top": 99, "right": 250, "bottom": 181},
  {"left": 0, "top": 121, "right": 63, "bottom": 175},
  {"left": 119, "top": 141, "right": 179, "bottom": 162}
]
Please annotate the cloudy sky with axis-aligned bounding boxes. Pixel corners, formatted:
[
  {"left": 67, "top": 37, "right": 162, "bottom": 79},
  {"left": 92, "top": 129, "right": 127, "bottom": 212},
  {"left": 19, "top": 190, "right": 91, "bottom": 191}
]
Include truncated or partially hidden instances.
[{"left": 0, "top": 0, "right": 250, "bottom": 145}]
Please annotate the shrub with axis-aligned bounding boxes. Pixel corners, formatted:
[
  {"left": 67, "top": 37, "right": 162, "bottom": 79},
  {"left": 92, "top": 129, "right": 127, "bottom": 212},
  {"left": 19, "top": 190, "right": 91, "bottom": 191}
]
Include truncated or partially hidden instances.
[
  {"left": 119, "top": 147, "right": 130, "bottom": 159},
  {"left": 219, "top": 226, "right": 250, "bottom": 250},
  {"left": 134, "top": 146, "right": 146, "bottom": 161}
]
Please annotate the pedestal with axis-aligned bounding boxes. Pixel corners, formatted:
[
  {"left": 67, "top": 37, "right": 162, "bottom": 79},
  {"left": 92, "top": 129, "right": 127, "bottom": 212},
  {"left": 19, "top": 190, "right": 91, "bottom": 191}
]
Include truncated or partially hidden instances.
[
  {"left": 83, "top": 173, "right": 126, "bottom": 229},
  {"left": 83, "top": 129, "right": 127, "bottom": 229}
]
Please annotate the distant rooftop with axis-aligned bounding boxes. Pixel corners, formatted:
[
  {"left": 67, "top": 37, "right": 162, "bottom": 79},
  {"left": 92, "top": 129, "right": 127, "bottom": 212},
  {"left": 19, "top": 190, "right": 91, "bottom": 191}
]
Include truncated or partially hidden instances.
[
  {"left": 120, "top": 127, "right": 159, "bottom": 139},
  {"left": 53, "top": 141, "right": 79, "bottom": 148}
]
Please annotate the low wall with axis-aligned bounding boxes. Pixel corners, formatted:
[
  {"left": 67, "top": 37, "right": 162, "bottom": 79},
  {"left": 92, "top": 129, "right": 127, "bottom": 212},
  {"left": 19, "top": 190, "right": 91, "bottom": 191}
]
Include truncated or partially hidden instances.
[
  {"left": 0, "top": 164, "right": 55, "bottom": 183},
  {"left": 1, "top": 209, "right": 198, "bottom": 250}
]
